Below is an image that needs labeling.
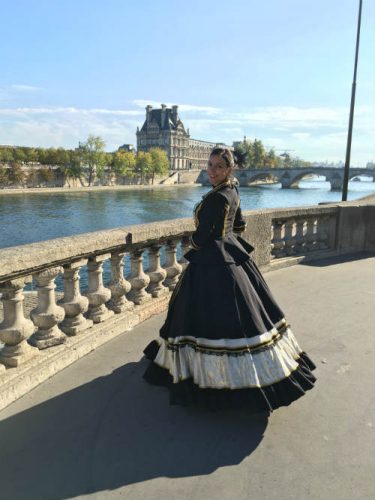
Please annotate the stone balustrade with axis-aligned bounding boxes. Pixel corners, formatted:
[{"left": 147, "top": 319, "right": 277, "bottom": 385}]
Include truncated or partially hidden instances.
[{"left": 0, "top": 198, "right": 374, "bottom": 410}]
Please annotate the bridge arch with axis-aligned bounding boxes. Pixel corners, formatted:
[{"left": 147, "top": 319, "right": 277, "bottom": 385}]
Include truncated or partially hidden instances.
[{"left": 241, "top": 172, "right": 280, "bottom": 186}]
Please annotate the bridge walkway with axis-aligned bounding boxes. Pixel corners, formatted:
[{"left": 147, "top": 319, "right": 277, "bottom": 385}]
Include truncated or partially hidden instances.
[{"left": 0, "top": 254, "right": 374, "bottom": 500}]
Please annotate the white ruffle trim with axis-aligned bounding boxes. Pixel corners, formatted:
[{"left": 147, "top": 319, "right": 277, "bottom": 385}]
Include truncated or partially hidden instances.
[{"left": 154, "top": 327, "right": 303, "bottom": 389}]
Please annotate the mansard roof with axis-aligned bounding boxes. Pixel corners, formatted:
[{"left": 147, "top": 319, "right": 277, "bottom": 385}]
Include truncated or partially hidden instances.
[{"left": 140, "top": 107, "right": 187, "bottom": 133}]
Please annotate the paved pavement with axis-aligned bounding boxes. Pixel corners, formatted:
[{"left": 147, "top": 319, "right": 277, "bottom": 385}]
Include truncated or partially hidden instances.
[{"left": 0, "top": 254, "right": 374, "bottom": 500}]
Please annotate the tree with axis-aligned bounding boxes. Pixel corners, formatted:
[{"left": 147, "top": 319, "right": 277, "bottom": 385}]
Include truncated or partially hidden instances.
[
  {"left": 252, "top": 139, "right": 266, "bottom": 168},
  {"left": 8, "top": 163, "right": 25, "bottom": 185},
  {"left": 149, "top": 148, "right": 169, "bottom": 184},
  {"left": 112, "top": 150, "right": 136, "bottom": 179},
  {"left": 61, "top": 150, "right": 83, "bottom": 185},
  {"left": 76, "top": 135, "right": 107, "bottom": 186},
  {"left": 0, "top": 147, "right": 14, "bottom": 163},
  {"left": 135, "top": 151, "right": 152, "bottom": 184},
  {"left": 12, "top": 148, "right": 26, "bottom": 163},
  {"left": 27, "top": 169, "right": 38, "bottom": 187},
  {"left": 25, "top": 148, "right": 39, "bottom": 163},
  {"left": 38, "top": 167, "right": 54, "bottom": 183},
  {"left": 0, "top": 165, "right": 8, "bottom": 184},
  {"left": 264, "top": 149, "right": 278, "bottom": 168}
]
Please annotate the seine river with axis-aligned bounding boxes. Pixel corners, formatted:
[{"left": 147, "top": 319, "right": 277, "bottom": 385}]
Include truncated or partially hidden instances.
[{"left": 0, "top": 178, "right": 375, "bottom": 250}]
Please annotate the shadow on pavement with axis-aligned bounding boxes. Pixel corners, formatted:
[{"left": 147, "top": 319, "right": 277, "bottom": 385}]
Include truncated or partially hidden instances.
[
  {"left": 299, "top": 251, "right": 374, "bottom": 267},
  {"left": 0, "top": 358, "right": 268, "bottom": 500}
]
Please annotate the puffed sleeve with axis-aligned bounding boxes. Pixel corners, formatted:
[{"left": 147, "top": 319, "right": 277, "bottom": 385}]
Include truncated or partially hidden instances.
[
  {"left": 233, "top": 201, "right": 247, "bottom": 233},
  {"left": 190, "top": 193, "right": 229, "bottom": 249}
]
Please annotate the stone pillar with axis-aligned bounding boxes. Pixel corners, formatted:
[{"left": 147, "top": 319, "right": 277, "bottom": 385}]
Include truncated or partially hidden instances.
[
  {"left": 86, "top": 255, "right": 114, "bottom": 323},
  {"left": 108, "top": 251, "right": 133, "bottom": 313},
  {"left": 58, "top": 259, "right": 93, "bottom": 335},
  {"left": 329, "top": 173, "right": 344, "bottom": 191},
  {"left": 294, "top": 219, "right": 306, "bottom": 253},
  {"left": 280, "top": 173, "right": 292, "bottom": 189},
  {"left": 179, "top": 236, "right": 190, "bottom": 270},
  {"left": 305, "top": 217, "right": 318, "bottom": 251},
  {"left": 0, "top": 278, "right": 38, "bottom": 368},
  {"left": 29, "top": 267, "right": 66, "bottom": 349},
  {"left": 128, "top": 249, "right": 151, "bottom": 305},
  {"left": 316, "top": 216, "right": 330, "bottom": 250},
  {"left": 164, "top": 239, "right": 183, "bottom": 291},
  {"left": 146, "top": 245, "right": 168, "bottom": 298},
  {"left": 270, "top": 220, "right": 285, "bottom": 258},
  {"left": 283, "top": 219, "right": 296, "bottom": 256}
]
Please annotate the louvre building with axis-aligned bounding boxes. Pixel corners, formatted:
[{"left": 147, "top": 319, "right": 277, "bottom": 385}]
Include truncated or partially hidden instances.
[{"left": 136, "top": 104, "right": 229, "bottom": 170}]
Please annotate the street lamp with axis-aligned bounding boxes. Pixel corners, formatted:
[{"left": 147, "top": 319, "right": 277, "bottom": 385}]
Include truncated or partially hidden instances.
[{"left": 342, "top": 0, "right": 363, "bottom": 201}]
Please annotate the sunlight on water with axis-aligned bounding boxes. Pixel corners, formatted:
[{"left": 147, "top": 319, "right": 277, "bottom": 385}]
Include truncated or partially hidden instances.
[
  {"left": 0, "top": 179, "right": 374, "bottom": 250},
  {"left": 2, "top": 178, "right": 373, "bottom": 292}
]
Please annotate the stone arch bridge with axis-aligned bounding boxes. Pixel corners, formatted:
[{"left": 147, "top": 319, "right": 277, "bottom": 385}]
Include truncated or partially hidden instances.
[{"left": 199, "top": 166, "right": 375, "bottom": 190}]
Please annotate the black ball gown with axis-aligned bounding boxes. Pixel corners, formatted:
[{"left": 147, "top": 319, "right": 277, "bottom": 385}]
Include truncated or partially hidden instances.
[{"left": 143, "top": 180, "right": 316, "bottom": 411}]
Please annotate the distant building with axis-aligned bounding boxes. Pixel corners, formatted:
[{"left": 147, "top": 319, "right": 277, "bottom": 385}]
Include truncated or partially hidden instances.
[
  {"left": 136, "top": 104, "right": 230, "bottom": 170},
  {"left": 118, "top": 144, "right": 135, "bottom": 153}
]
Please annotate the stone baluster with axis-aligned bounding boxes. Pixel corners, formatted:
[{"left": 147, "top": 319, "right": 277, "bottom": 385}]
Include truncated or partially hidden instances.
[
  {"left": 86, "top": 255, "right": 114, "bottom": 323},
  {"left": 29, "top": 267, "right": 66, "bottom": 349},
  {"left": 305, "top": 217, "right": 318, "bottom": 251},
  {"left": 316, "top": 215, "right": 333, "bottom": 250},
  {"left": 283, "top": 219, "right": 296, "bottom": 256},
  {"left": 293, "top": 218, "right": 306, "bottom": 254},
  {"left": 146, "top": 245, "right": 168, "bottom": 298},
  {"left": 0, "top": 278, "right": 38, "bottom": 368},
  {"left": 271, "top": 220, "right": 285, "bottom": 258},
  {"left": 128, "top": 249, "right": 151, "bottom": 305},
  {"left": 58, "top": 259, "right": 93, "bottom": 335},
  {"left": 108, "top": 251, "right": 134, "bottom": 313},
  {"left": 164, "top": 239, "right": 183, "bottom": 291},
  {"left": 178, "top": 236, "right": 190, "bottom": 270}
]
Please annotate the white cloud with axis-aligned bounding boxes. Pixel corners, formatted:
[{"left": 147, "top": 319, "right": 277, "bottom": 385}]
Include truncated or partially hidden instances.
[
  {"left": 132, "top": 99, "right": 221, "bottom": 115},
  {"left": 0, "top": 103, "right": 374, "bottom": 163},
  {"left": 0, "top": 107, "right": 141, "bottom": 150},
  {"left": 0, "top": 107, "right": 143, "bottom": 116},
  {"left": 10, "top": 84, "right": 42, "bottom": 92}
]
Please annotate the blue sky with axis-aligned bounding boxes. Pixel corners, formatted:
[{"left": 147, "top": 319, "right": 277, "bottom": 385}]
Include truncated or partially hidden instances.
[{"left": 0, "top": 0, "right": 374, "bottom": 164}]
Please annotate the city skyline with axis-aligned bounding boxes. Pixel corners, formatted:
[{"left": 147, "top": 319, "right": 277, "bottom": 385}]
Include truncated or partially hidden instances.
[{"left": 0, "top": 0, "right": 374, "bottom": 165}]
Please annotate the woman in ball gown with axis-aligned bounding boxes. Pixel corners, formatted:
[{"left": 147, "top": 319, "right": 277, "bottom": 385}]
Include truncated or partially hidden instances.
[{"left": 143, "top": 147, "right": 316, "bottom": 411}]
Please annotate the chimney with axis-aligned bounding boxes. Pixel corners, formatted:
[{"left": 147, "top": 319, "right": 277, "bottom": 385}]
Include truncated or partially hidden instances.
[
  {"left": 161, "top": 103, "right": 167, "bottom": 128},
  {"left": 172, "top": 105, "right": 178, "bottom": 121},
  {"left": 146, "top": 105, "right": 153, "bottom": 125}
]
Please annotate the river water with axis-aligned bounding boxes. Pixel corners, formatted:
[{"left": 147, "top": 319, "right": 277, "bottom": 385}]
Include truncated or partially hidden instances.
[{"left": 0, "top": 178, "right": 374, "bottom": 250}]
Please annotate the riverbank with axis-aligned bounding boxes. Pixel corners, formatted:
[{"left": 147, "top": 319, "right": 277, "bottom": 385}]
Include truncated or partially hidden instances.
[{"left": 0, "top": 183, "right": 201, "bottom": 195}]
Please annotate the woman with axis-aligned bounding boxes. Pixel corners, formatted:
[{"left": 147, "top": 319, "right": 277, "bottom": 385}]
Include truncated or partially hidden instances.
[{"left": 143, "top": 147, "right": 316, "bottom": 411}]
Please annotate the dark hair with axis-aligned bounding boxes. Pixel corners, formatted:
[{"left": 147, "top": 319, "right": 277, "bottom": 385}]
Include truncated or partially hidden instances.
[{"left": 210, "top": 147, "right": 235, "bottom": 169}]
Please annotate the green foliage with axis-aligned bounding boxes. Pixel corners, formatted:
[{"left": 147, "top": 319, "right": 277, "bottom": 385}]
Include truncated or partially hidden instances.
[
  {"left": 0, "top": 165, "right": 9, "bottom": 184},
  {"left": 112, "top": 150, "right": 136, "bottom": 177},
  {"left": 76, "top": 135, "right": 107, "bottom": 186},
  {"left": 234, "top": 139, "right": 309, "bottom": 169},
  {"left": 27, "top": 169, "right": 38, "bottom": 187},
  {"left": 12, "top": 148, "right": 27, "bottom": 163},
  {"left": 8, "top": 163, "right": 25, "bottom": 184},
  {"left": 149, "top": 148, "right": 169, "bottom": 184},
  {"left": 136, "top": 151, "right": 153, "bottom": 183},
  {"left": 38, "top": 167, "right": 54, "bottom": 183},
  {"left": 0, "top": 147, "right": 14, "bottom": 163}
]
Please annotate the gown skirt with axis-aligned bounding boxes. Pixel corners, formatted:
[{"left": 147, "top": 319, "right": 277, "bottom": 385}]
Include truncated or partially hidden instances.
[{"left": 143, "top": 254, "right": 316, "bottom": 412}]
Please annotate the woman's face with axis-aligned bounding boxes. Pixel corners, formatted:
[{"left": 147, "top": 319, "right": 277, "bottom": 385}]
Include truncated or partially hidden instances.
[{"left": 207, "top": 154, "right": 230, "bottom": 186}]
